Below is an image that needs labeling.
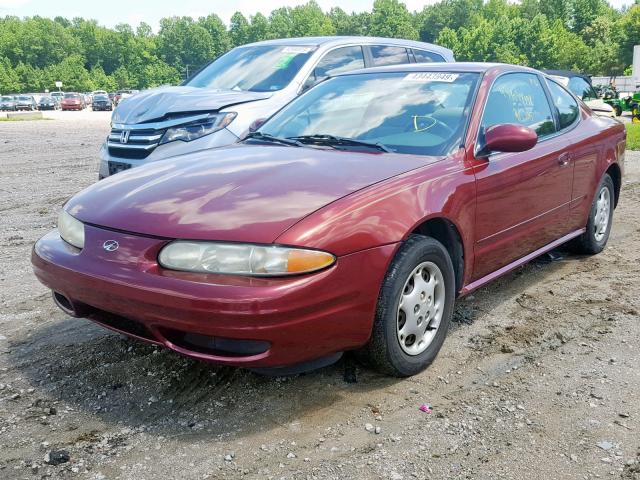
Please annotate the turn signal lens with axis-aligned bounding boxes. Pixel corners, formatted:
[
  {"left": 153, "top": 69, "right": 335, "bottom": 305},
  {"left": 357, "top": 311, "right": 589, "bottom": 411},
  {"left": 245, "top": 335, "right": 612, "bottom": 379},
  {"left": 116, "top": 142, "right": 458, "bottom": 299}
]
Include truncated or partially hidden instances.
[
  {"left": 158, "top": 241, "right": 335, "bottom": 276},
  {"left": 286, "top": 249, "right": 335, "bottom": 273}
]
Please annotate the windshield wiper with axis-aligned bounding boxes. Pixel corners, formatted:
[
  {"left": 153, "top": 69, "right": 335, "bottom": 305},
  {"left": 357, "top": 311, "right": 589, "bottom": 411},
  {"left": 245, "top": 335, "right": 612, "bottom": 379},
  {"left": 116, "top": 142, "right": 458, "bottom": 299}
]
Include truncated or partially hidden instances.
[
  {"left": 288, "top": 134, "right": 390, "bottom": 153},
  {"left": 244, "top": 132, "right": 303, "bottom": 147}
]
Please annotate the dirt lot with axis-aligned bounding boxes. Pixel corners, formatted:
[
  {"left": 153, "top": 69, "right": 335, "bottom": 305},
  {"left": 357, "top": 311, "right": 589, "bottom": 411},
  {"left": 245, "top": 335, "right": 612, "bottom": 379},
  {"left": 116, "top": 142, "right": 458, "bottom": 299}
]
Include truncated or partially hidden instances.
[{"left": 0, "top": 116, "right": 639, "bottom": 480}]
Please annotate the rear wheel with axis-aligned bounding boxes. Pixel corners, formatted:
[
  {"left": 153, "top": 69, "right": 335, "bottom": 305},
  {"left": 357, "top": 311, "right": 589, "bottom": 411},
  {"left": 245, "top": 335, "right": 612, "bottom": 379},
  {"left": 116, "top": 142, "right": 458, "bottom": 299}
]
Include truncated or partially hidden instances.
[
  {"left": 614, "top": 105, "right": 622, "bottom": 117},
  {"left": 363, "top": 235, "right": 455, "bottom": 377},
  {"left": 570, "top": 174, "right": 614, "bottom": 254}
]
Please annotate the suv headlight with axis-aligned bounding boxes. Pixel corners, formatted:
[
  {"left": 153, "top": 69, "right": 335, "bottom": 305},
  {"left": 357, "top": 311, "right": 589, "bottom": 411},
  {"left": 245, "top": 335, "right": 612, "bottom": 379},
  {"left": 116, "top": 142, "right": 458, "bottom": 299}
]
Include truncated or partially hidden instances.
[
  {"left": 160, "top": 113, "right": 237, "bottom": 145},
  {"left": 58, "top": 210, "right": 85, "bottom": 249},
  {"left": 158, "top": 241, "right": 335, "bottom": 276}
]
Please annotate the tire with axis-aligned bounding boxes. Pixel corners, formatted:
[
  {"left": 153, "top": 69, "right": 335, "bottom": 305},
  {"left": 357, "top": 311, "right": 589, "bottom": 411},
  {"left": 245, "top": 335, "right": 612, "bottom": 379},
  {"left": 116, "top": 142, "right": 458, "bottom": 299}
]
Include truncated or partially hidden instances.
[
  {"left": 362, "top": 234, "right": 455, "bottom": 377},
  {"left": 614, "top": 106, "right": 622, "bottom": 117},
  {"left": 570, "top": 174, "right": 614, "bottom": 255}
]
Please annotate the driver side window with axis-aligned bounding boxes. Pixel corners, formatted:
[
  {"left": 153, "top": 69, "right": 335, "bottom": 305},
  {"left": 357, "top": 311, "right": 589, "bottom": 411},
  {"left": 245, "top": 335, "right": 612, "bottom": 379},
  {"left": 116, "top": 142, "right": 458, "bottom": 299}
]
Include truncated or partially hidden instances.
[
  {"left": 480, "top": 73, "right": 556, "bottom": 139},
  {"left": 305, "top": 46, "right": 365, "bottom": 89}
]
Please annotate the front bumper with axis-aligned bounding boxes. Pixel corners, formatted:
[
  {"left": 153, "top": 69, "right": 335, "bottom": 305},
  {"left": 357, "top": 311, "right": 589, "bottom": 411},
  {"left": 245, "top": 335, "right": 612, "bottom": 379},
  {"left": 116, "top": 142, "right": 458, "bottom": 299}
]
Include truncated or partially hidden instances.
[{"left": 32, "top": 226, "right": 396, "bottom": 368}]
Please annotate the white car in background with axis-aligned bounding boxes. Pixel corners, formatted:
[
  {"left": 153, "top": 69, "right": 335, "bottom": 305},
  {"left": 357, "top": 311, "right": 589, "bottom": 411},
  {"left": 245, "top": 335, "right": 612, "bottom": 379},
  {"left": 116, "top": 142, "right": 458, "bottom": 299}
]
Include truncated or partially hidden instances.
[{"left": 99, "top": 36, "right": 454, "bottom": 178}]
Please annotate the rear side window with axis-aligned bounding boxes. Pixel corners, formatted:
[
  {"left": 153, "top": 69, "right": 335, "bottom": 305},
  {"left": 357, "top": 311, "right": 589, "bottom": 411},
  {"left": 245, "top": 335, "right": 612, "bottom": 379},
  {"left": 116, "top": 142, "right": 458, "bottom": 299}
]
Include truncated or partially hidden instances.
[
  {"left": 370, "top": 45, "right": 410, "bottom": 66},
  {"left": 314, "top": 46, "right": 365, "bottom": 78},
  {"left": 412, "top": 49, "right": 445, "bottom": 63},
  {"left": 480, "top": 73, "right": 556, "bottom": 139},
  {"left": 546, "top": 80, "right": 579, "bottom": 130}
]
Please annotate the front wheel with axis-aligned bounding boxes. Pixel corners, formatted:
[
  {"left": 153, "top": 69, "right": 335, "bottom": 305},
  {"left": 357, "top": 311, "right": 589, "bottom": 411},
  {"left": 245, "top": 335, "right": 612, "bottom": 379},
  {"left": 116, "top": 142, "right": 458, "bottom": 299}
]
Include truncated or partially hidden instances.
[
  {"left": 363, "top": 235, "right": 455, "bottom": 377},
  {"left": 570, "top": 174, "right": 614, "bottom": 254}
]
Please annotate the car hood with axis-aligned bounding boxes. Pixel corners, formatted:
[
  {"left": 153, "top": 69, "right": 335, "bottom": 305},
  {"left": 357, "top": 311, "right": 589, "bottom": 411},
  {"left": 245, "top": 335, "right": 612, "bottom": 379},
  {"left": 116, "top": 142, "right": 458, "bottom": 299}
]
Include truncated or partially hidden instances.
[
  {"left": 111, "top": 86, "right": 273, "bottom": 125},
  {"left": 66, "top": 145, "right": 435, "bottom": 244}
]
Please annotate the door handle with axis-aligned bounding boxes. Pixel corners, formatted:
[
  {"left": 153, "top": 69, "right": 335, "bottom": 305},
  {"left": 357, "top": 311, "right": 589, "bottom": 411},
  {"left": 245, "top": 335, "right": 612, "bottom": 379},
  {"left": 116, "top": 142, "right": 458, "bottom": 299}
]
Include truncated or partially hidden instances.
[{"left": 557, "top": 153, "right": 570, "bottom": 167}]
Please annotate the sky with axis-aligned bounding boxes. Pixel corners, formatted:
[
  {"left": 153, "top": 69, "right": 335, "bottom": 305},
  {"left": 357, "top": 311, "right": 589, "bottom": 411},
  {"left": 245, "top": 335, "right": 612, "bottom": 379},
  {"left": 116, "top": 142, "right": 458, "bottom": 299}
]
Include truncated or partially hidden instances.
[{"left": 0, "top": 0, "right": 635, "bottom": 30}]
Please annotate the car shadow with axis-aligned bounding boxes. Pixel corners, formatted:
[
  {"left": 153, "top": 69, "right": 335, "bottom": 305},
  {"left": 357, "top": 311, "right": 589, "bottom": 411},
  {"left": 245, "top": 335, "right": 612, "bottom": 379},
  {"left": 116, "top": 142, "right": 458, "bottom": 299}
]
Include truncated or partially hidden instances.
[{"left": 7, "top": 247, "right": 576, "bottom": 441}]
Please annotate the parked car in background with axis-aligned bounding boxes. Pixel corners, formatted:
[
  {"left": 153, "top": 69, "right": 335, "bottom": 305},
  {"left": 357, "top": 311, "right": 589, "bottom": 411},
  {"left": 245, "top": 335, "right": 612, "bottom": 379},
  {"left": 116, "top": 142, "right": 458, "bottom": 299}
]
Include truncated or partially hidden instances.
[
  {"left": 34, "top": 63, "right": 625, "bottom": 376},
  {"left": 544, "top": 70, "right": 615, "bottom": 118},
  {"left": 92, "top": 90, "right": 108, "bottom": 97},
  {"left": 38, "top": 95, "right": 58, "bottom": 110},
  {"left": 92, "top": 94, "right": 113, "bottom": 111},
  {"left": 61, "top": 93, "right": 86, "bottom": 111},
  {"left": 108, "top": 93, "right": 116, "bottom": 103},
  {"left": 99, "top": 36, "right": 454, "bottom": 178},
  {"left": 0, "top": 95, "right": 17, "bottom": 111},
  {"left": 50, "top": 91, "right": 64, "bottom": 104},
  {"left": 15, "top": 95, "right": 37, "bottom": 111}
]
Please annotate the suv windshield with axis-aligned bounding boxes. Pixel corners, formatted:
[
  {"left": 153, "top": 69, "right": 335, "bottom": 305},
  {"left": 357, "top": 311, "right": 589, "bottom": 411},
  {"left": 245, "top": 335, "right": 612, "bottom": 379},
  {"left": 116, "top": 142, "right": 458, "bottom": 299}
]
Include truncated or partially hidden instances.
[
  {"left": 94, "top": 95, "right": 109, "bottom": 101},
  {"left": 259, "top": 71, "right": 479, "bottom": 156},
  {"left": 187, "top": 45, "right": 316, "bottom": 92}
]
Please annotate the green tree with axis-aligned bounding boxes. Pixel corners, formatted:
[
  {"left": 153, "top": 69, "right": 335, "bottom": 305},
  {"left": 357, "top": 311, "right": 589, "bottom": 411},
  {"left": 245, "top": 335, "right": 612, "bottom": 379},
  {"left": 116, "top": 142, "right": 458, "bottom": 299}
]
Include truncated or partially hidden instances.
[
  {"left": 370, "top": 0, "right": 418, "bottom": 39},
  {"left": 230, "top": 12, "right": 251, "bottom": 46},
  {"left": 290, "top": 1, "right": 336, "bottom": 37},
  {"left": 0, "top": 58, "right": 21, "bottom": 93}
]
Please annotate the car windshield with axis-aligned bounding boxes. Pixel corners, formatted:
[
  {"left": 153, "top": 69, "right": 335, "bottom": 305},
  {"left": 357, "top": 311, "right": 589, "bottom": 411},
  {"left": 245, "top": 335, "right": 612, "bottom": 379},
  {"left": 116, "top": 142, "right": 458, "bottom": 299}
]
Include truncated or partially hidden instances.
[
  {"left": 94, "top": 95, "right": 109, "bottom": 100},
  {"left": 259, "top": 71, "right": 480, "bottom": 156},
  {"left": 18, "top": 96, "right": 31, "bottom": 101},
  {"left": 1, "top": 96, "right": 12, "bottom": 101},
  {"left": 64, "top": 93, "right": 80, "bottom": 99},
  {"left": 186, "top": 45, "right": 316, "bottom": 92}
]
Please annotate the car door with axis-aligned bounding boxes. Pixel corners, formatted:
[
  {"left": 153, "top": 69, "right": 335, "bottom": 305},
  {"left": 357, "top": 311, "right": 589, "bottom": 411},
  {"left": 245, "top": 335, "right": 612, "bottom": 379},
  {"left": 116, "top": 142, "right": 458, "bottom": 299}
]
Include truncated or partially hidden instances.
[
  {"left": 545, "top": 78, "right": 598, "bottom": 231},
  {"left": 471, "top": 72, "right": 574, "bottom": 280}
]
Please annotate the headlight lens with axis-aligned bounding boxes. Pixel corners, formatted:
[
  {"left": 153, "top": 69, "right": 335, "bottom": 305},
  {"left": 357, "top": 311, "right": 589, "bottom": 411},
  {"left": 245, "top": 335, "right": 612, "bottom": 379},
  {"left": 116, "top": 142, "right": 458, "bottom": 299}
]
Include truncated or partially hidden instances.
[
  {"left": 158, "top": 241, "right": 335, "bottom": 276},
  {"left": 160, "top": 113, "right": 237, "bottom": 144},
  {"left": 58, "top": 210, "right": 85, "bottom": 249}
]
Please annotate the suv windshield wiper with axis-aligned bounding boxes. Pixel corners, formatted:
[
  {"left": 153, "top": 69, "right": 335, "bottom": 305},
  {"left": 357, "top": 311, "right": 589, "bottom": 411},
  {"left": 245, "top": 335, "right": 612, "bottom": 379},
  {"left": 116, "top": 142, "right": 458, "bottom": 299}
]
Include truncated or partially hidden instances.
[
  {"left": 244, "top": 132, "right": 303, "bottom": 147},
  {"left": 287, "top": 134, "right": 391, "bottom": 153}
]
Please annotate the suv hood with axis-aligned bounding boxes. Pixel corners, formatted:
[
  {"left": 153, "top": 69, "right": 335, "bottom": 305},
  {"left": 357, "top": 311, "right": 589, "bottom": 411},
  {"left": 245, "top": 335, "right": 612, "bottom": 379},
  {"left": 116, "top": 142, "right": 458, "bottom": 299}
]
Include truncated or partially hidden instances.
[
  {"left": 66, "top": 145, "right": 434, "bottom": 244},
  {"left": 112, "top": 86, "right": 273, "bottom": 125}
]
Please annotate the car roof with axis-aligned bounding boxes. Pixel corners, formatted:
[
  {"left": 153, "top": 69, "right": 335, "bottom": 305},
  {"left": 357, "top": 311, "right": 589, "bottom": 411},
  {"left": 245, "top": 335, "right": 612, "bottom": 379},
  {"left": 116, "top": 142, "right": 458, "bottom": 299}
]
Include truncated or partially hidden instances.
[
  {"left": 336, "top": 62, "right": 540, "bottom": 76},
  {"left": 241, "top": 36, "right": 452, "bottom": 56}
]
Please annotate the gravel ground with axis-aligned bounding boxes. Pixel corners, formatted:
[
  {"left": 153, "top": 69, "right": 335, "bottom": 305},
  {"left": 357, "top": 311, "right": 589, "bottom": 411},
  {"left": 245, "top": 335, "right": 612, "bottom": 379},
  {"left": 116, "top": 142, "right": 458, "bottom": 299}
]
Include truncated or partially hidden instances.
[{"left": 0, "top": 116, "right": 639, "bottom": 480}]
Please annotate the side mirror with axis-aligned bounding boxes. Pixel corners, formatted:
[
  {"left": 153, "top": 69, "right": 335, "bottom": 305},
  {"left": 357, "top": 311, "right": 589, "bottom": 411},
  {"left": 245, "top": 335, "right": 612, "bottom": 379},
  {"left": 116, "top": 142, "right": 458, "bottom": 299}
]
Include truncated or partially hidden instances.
[
  {"left": 483, "top": 124, "right": 537, "bottom": 154},
  {"left": 248, "top": 118, "right": 267, "bottom": 133}
]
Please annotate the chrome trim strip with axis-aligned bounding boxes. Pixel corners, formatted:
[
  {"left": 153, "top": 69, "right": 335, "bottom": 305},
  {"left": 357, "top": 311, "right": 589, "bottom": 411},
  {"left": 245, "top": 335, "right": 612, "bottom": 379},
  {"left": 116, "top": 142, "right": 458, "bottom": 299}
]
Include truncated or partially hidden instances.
[
  {"left": 112, "top": 113, "right": 211, "bottom": 131},
  {"left": 108, "top": 133, "right": 163, "bottom": 142},
  {"left": 107, "top": 142, "right": 157, "bottom": 150}
]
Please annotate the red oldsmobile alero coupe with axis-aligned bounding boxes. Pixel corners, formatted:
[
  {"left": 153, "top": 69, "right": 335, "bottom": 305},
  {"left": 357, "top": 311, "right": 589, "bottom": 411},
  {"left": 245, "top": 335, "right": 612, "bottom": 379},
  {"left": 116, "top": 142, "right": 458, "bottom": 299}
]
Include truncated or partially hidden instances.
[{"left": 32, "top": 63, "right": 625, "bottom": 376}]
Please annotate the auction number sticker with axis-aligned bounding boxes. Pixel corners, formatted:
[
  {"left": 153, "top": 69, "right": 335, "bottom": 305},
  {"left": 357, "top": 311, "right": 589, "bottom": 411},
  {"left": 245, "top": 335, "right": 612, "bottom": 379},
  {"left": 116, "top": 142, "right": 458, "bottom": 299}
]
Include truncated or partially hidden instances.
[
  {"left": 403, "top": 72, "right": 459, "bottom": 82},
  {"left": 282, "top": 46, "right": 314, "bottom": 54}
]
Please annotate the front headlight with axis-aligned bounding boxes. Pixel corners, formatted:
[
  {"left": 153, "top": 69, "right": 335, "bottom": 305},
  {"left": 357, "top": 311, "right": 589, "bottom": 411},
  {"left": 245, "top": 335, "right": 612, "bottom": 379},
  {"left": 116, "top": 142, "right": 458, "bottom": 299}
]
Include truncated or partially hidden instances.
[
  {"left": 160, "top": 113, "right": 237, "bottom": 145},
  {"left": 58, "top": 210, "right": 85, "bottom": 249},
  {"left": 158, "top": 241, "right": 335, "bottom": 276}
]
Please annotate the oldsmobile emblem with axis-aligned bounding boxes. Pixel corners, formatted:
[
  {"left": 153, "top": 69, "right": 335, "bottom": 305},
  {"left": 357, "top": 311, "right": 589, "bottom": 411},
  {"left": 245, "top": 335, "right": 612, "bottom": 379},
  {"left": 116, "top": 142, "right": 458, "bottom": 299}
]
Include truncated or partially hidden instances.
[{"left": 103, "top": 240, "right": 119, "bottom": 252}]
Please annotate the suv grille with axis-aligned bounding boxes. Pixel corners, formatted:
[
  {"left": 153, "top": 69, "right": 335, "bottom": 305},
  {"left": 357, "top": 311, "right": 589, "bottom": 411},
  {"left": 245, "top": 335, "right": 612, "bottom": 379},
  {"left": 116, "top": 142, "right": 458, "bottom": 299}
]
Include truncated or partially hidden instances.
[{"left": 107, "top": 128, "right": 165, "bottom": 160}]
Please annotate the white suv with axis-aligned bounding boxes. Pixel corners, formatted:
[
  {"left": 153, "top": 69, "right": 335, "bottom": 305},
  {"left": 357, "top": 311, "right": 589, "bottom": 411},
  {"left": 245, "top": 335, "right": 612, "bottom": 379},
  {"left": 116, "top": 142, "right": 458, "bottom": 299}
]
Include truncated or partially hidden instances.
[{"left": 99, "top": 36, "right": 454, "bottom": 178}]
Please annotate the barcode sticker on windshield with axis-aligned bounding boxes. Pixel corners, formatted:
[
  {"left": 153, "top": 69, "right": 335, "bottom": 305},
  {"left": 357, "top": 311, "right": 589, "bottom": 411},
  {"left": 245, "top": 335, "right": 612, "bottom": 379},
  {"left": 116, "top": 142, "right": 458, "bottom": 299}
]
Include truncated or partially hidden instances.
[
  {"left": 403, "top": 73, "right": 459, "bottom": 82},
  {"left": 282, "top": 46, "right": 314, "bottom": 54}
]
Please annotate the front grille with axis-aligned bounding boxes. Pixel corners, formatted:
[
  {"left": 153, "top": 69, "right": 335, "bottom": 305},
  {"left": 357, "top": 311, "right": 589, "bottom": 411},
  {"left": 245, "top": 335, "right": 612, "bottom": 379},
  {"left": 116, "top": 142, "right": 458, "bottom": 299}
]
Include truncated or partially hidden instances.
[{"left": 107, "top": 128, "right": 165, "bottom": 160}]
